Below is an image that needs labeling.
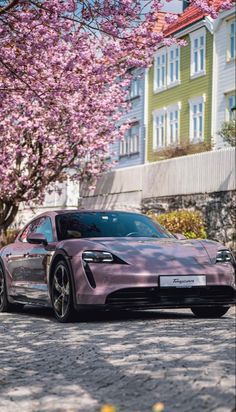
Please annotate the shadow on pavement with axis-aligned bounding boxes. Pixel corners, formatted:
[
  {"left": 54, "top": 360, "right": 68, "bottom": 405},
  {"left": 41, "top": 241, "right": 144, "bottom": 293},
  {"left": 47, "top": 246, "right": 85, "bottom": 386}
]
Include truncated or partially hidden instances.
[{"left": 0, "top": 306, "right": 235, "bottom": 412}]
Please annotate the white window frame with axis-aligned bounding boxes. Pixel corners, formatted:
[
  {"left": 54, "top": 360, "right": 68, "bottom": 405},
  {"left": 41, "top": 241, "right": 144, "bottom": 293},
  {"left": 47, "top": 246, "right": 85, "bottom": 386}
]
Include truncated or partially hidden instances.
[
  {"left": 190, "top": 28, "right": 206, "bottom": 79},
  {"left": 189, "top": 95, "right": 206, "bottom": 143},
  {"left": 130, "top": 77, "right": 140, "bottom": 99},
  {"left": 119, "top": 135, "right": 129, "bottom": 156},
  {"left": 153, "top": 49, "right": 167, "bottom": 92},
  {"left": 167, "top": 45, "right": 180, "bottom": 87},
  {"left": 225, "top": 91, "right": 236, "bottom": 120},
  {"left": 119, "top": 123, "right": 140, "bottom": 156},
  {"left": 153, "top": 109, "right": 166, "bottom": 149},
  {"left": 166, "top": 102, "right": 181, "bottom": 146},
  {"left": 129, "top": 123, "right": 140, "bottom": 154},
  {"left": 227, "top": 18, "right": 236, "bottom": 61}
]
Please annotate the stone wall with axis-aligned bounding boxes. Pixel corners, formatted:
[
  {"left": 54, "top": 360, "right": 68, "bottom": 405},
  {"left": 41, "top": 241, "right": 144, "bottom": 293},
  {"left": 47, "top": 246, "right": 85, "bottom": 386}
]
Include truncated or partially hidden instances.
[{"left": 142, "top": 190, "right": 236, "bottom": 251}]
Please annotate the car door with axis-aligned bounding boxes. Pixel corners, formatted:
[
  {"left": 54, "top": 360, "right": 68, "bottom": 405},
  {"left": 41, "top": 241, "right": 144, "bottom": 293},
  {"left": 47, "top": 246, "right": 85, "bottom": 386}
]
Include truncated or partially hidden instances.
[{"left": 6, "top": 216, "right": 55, "bottom": 304}]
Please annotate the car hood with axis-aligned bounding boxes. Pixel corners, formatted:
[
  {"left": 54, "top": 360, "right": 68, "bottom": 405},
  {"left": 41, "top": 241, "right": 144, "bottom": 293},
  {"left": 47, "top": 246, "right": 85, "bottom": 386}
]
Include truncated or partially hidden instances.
[{"left": 78, "top": 237, "right": 215, "bottom": 272}]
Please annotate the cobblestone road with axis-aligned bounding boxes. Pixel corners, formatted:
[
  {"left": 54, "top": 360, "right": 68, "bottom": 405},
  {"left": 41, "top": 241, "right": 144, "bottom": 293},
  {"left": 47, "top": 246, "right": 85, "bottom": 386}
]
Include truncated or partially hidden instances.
[{"left": 0, "top": 307, "right": 235, "bottom": 412}]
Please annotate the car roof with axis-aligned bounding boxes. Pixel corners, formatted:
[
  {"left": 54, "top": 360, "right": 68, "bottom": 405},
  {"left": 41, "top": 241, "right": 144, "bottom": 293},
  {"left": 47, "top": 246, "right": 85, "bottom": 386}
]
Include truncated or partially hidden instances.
[{"left": 32, "top": 209, "right": 142, "bottom": 219}]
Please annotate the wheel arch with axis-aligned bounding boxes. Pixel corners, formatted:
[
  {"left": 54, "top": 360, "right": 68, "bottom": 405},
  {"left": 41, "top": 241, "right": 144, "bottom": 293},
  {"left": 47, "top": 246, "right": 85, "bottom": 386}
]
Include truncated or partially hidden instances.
[
  {"left": 0, "top": 257, "right": 8, "bottom": 292},
  {"left": 49, "top": 250, "right": 77, "bottom": 309}
]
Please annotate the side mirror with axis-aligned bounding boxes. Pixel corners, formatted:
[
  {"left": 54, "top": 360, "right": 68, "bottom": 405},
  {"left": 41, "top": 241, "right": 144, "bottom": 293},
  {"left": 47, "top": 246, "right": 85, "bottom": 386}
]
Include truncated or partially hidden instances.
[
  {"left": 27, "top": 232, "right": 48, "bottom": 246},
  {"left": 174, "top": 233, "right": 187, "bottom": 240}
]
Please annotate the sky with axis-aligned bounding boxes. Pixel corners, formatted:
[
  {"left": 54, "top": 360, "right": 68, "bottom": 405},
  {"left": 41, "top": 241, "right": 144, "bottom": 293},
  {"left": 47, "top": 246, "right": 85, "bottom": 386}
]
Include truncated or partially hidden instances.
[
  {"left": 161, "top": 0, "right": 183, "bottom": 13},
  {"left": 142, "top": 0, "right": 184, "bottom": 13}
]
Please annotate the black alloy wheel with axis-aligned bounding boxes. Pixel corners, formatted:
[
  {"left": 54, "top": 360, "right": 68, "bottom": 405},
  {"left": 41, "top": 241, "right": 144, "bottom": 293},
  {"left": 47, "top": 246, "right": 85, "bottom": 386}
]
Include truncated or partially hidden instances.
[
  {"left": 0, "top": 265, "right": 8, "bottom": 312},
  {"left": 191, "top": 306, "right": 230, "bottom": 318},
  {"left": 51, "top": 261, "right": 75, "bottom": 322}
]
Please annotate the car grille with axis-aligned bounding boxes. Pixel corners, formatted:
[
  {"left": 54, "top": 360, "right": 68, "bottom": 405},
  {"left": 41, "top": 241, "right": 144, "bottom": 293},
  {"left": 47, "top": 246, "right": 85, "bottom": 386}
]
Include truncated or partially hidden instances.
[{"left": 105, "top": 286, "right": 236, "bottom": 308}]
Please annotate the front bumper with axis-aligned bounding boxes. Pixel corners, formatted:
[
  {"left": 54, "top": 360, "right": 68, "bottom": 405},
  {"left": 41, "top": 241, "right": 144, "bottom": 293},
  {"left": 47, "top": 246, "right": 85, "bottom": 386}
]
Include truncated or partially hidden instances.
[
  {"left": 104, "top": 285, "right": 236, "bottom": 309},
  {"left": 72, "top": 257, "right": 236, "bottom": 307}
]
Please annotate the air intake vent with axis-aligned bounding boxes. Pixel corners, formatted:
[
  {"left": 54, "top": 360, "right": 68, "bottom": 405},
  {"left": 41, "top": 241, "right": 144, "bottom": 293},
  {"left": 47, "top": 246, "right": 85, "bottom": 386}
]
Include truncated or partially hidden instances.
[{"left": 83, "top": 263, "right": 96, "bottom": 289}]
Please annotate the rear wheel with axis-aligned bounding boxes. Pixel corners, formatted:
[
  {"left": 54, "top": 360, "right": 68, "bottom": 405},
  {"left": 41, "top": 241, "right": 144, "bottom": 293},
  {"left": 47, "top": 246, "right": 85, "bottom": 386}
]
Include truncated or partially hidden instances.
[
  {"left": 51, "top": 260, "right": 75, "bottom": 322},
  {"left": 191, "top": 306, "right": 230, "bottom": 318},
  {"left": 0, "top": 266, "right": 24, "bottom": 313},
  {"left": 0, "top": 265, "right": 9, "bottom": 312}
]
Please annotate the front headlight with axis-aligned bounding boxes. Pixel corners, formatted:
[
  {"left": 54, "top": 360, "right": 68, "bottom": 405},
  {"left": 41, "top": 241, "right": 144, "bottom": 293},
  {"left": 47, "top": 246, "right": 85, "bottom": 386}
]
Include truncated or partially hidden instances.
[
  {"left": 82, "top": 250, "right": 114, "bottom": 263},
  {"left": 215, "top": 249, "right": 235, "bottom": 264}
]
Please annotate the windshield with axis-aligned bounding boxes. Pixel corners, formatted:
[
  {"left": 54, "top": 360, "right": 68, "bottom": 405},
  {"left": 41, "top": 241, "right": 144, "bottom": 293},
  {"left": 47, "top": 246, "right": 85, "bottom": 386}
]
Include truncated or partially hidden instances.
[{"left": 56, "top": 212, "right": 173, "bottom": 240}]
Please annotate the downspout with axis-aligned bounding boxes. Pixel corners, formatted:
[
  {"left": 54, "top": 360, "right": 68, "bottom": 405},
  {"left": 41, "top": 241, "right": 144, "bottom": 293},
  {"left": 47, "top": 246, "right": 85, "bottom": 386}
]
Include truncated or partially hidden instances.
[
  {"left": 211, "top": 19, "right": 218, "bottom": 150},
  {"left": 144, "top": 67, "right": 149, "bottom": 164}
]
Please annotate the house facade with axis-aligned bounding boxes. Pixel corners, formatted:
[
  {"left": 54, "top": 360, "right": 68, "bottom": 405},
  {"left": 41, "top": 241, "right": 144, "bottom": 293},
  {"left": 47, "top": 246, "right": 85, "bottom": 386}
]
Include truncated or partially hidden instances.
[
  {"left": 212, "top": 9, "right": 236, "bottom": 149},
  {"left": 111, "top": 68, "right": 146, "bottom": 168},
  {"left": 146, "top": 6, "right": 214, "bottom": 162}
]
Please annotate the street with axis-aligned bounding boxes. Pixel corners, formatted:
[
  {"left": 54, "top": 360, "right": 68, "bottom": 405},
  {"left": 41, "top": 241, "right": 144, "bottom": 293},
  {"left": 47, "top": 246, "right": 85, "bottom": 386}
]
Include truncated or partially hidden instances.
[{"left": 0, "top": 307, "right": 235, "bottom": 412}]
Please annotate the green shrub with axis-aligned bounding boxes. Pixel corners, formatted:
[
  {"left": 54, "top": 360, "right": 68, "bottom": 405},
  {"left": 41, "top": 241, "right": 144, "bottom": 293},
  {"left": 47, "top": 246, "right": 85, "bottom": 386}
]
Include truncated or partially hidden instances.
[
  {"left": 147, "top": 210, "right": 207, "bottom": 239},
  {"left": 218, "top": 120, "right": 236, "bottom": 147}
]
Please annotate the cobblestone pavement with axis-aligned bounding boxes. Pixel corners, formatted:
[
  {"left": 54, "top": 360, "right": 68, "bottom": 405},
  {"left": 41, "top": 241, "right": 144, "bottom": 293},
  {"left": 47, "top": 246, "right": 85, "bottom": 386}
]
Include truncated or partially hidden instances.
[{"left": 0, "top": 306, "right": 235, "bottom": 412}]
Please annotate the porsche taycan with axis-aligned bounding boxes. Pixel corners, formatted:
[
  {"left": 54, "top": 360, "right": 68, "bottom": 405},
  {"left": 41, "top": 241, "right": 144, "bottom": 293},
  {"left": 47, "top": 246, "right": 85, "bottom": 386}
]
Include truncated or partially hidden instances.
[{"left": 0, "top": 210, "right": 235, "bottom": 322}]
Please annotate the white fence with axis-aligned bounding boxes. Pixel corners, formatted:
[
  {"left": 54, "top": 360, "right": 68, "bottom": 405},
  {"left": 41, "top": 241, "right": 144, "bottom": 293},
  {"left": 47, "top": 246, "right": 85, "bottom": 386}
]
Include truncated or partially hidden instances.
[{"left": 80, "top": 148, "right": 236, "bottom": 210}]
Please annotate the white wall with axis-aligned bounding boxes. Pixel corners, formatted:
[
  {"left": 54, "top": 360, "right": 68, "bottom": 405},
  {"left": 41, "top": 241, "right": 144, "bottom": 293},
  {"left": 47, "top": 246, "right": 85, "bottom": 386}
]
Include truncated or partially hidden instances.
[
  {"left": 15, "top": 179, "right": 80, "bottom": 229},
  {"left": 212, "top": 9, "right": 236, "bottom": 149},
  {"left": 80, "top": 148, "right": 236, "bottom": 210}
]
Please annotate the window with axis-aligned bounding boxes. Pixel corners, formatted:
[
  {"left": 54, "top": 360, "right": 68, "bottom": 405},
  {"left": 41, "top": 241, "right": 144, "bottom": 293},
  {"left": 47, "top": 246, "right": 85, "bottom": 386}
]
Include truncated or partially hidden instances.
[
  {"left": 154, "top": 50, "right": 166, "bottom": 91},
  {"left": 130, "top": 77, "right": 140, "bottom": 99},
  {"left": 168, "top": 46, "right": 180, "bottom": 85},
  {"left": 56, "top": 211, "right": 173, "bottom": 240},
  {"left": 228, "top": 19, "right": 236, "bottom": 60},
  {"left": 226, "top": 91, "right": 236, "bottom": 120},
  {"left": 153, "top": 110, "right": 165, "bottom": 149},
  {"left": 129, "top": 123, "right": 139, "bottom": 153},
  {"left": 119, "top": 123, "right": 139, "bottom": 156},
  {"left": 189, "top": 96, "right": 205, "bottom": 142},
  {"left": 120, "top": 136, "right": 129, "bottom": 156},
  {"left": 154, "top": 46, "right": 180, "bottom": 92},
  {"left": 20, "top": 217, "right": 54, "bottom": 243},
  {"left": 153, "top": 103, "right": 181, "bottom": 149},
  {"left": 167, "top": 104, "right": 181, "bottom": 145},
  {"left": 190, "top": 28, "right": 206, "bottom": 77}
]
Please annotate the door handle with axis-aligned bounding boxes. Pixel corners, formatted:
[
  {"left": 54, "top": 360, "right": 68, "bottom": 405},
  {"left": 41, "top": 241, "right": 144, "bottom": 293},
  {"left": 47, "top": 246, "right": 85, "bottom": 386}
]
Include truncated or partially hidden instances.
[
  {"left": 6, "top": 253, "right": 12, "bottom": 257},
  {"left": 23, "top": 253, "right": 30, "bottom": 257}
]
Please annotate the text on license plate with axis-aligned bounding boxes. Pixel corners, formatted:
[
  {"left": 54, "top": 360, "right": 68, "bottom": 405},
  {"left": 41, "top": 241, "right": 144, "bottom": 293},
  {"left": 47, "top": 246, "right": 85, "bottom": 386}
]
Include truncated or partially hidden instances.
[{"left": 159, "top": 275, "right": 206, "bottom": 288}]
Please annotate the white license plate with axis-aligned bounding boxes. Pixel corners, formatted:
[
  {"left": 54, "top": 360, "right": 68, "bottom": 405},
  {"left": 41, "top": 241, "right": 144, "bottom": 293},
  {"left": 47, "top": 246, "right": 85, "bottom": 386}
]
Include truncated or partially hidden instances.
[{"left": 159, "top": 275, "right": 206, "bottom": 288}]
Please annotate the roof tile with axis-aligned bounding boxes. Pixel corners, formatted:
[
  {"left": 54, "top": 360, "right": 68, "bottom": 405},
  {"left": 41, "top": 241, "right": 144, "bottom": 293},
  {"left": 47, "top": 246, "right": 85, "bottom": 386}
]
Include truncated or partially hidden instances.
[{"left": 164, "top": 5, "right": 205, "bottom": 36}]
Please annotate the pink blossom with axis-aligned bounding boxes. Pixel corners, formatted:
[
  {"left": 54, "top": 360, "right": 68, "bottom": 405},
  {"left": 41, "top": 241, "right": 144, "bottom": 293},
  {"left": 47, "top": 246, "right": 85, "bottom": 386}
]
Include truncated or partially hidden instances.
[
  {"left": 0, "top": 0, "right": 232, "bottom": 230},
  {"left": 165, "top": 14, "right": 179, "bottom": 25}
]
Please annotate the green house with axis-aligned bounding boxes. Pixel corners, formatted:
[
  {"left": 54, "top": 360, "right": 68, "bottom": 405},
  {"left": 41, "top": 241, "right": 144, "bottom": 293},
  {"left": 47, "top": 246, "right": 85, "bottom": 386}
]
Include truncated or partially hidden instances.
[{"left": 146, "top": 7, "right": 214, "bottom": 162}]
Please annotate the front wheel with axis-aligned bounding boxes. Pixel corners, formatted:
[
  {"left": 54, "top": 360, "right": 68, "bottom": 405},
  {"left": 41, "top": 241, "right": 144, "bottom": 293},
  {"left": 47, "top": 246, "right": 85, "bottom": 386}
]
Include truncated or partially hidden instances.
[
  {"left": 51, "top": 260, "right": 75, "bottom": 322},
  {"left": 191, "top": 306, "right": 230, "bottom": 318}
]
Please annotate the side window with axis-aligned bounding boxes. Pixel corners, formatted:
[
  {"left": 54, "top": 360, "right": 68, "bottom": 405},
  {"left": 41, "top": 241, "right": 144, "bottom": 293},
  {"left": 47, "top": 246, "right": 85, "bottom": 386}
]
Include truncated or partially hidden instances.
[
  {"left": 33, "top": 217, "right": 54, "bottom": 243},
  {"left": 20, "top": 223, "right": 35, "bottom": 243},
  {"left": 20, "top": 217, "right": 54, "bottom": 243}
]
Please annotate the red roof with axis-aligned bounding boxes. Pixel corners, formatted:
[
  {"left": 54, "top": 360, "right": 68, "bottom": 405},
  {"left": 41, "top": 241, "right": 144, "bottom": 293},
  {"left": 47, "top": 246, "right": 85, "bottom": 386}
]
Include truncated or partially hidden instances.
[
  {"left": 163, "top": 0, "right": 227, "bottom": 36},
  {"left": 164, "top": 5, "right": 205, "bottom": 36},
  {"left": 153, "top": 12, "right": 169, "bottom": 33}
]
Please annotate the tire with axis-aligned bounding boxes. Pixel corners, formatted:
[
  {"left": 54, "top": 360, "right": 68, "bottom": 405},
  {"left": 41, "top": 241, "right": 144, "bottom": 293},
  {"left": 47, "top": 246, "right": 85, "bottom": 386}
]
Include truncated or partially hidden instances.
[
  {"left": 51, "top": 260, "right": 75, "bottom": 322},
  {"left": 0, "top": 264, "right": 9, "bottom": 312},
  {"left": 191, "top": 306, "right": 230, "bottom": 318},
  {"left": 0, "top": 265, "right": 24, "bottom": 313}
]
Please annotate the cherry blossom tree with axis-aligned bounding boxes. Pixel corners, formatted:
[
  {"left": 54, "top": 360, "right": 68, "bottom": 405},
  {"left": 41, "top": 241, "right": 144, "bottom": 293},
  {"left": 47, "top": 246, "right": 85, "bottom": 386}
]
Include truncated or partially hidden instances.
[{"left": 0, "top": 0, "right": 233, "bottom": 232}]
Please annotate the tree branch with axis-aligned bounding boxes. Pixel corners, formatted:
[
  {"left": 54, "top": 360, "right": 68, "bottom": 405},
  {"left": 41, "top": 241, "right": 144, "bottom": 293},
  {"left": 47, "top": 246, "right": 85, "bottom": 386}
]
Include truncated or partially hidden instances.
[{"left": 0, "top": 0, "right": 20, "bottom": 15}]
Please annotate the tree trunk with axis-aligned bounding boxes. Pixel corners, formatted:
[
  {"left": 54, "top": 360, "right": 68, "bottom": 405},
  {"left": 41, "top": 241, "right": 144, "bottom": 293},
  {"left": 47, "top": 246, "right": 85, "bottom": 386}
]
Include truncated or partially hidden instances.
[{"left": 0, "top": 202, "right": 19, "bottom": 235}]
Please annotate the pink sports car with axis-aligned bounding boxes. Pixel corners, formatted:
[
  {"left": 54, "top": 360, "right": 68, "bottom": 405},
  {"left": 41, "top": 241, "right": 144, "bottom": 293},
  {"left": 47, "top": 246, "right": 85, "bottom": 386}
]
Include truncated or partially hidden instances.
[{"left": 0, "top": 210, "right": 235, "bottom": 322}]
